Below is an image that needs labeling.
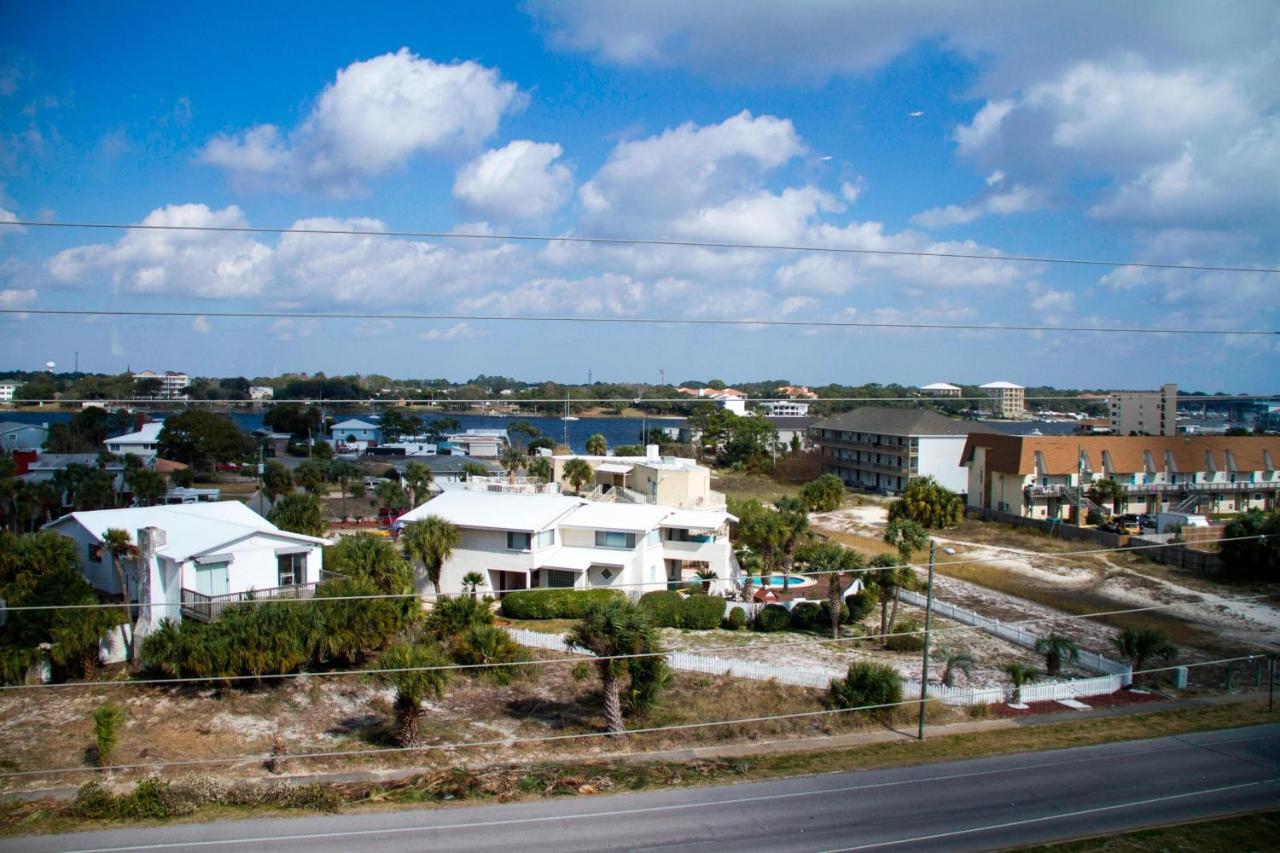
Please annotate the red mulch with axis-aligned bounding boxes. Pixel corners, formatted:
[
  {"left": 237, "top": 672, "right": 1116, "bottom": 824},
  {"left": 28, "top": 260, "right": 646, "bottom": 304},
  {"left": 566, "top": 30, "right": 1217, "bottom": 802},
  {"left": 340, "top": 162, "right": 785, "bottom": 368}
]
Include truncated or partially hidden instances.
[{"left": 993, "top": 688, "right": 1165, "bottom": 718}]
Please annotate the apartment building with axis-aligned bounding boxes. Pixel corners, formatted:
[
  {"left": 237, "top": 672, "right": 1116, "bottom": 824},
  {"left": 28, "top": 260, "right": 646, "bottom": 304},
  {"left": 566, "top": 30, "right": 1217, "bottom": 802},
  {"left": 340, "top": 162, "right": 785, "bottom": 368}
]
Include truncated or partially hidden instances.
[
  {"left": 397, "top": 490, "right": 735, "bottom": 596},
  {"left": 1108, "top": 383, "right": 1177, "bottom": 436},
  {"left": 550, "top": 449, "right": 727, "bottom": 509},
  {"left": 0, "top": 382, "right": 16, "bottom": 403},
  {"left": 758, "top": 399, "right": 811, "bottom": 417},
  {"left": 979, "top": 381, "right": 1025, "bottom": 418},
  {"left": 809, "top": 407, "right": 995, "bottom": 494},
  {"left": 131, "top": 370, "right": 190, "bottom": 400},
  {"left": 962, "top": 433, "right": 1280, "bottom": 519},
  {"left": 920, "top": 382, "right": 962, "bottom": 397}
]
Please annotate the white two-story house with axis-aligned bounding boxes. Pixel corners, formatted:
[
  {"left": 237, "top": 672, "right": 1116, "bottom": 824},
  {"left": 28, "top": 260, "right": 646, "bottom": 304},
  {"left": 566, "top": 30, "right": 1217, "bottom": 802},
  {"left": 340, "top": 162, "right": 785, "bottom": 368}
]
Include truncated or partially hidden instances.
[{"left": 396, "top": 490, "right": 736, "bottom": 597}]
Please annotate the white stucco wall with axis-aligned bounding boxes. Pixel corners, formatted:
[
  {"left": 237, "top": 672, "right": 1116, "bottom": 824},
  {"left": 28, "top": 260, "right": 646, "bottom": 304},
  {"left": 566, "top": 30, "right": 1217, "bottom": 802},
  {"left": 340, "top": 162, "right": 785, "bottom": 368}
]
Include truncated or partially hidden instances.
[{"left": 915, "top": 435, "right": 972, "bottom": 494}]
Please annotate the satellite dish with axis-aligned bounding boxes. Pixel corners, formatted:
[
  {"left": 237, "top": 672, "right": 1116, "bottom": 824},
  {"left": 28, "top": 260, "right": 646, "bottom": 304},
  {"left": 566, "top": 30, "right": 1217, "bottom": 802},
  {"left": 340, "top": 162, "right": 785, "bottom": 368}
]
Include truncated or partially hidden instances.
[{"left": 45, "top": 361, "right": 56, "bottom": 370}]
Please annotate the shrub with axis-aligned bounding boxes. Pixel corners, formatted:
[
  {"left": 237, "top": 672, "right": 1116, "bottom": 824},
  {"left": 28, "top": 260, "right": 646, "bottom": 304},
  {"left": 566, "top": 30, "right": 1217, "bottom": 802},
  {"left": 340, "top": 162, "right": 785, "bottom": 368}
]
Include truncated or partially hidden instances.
[
  {"left": 499, "top": 588, "right": 624, "bottom": 619},
  {"left": 638, "top": 590, "right": 724, "bottom": 629},
  {"left": 424, "top": 596, "right": 494, "bottom": 639},
  {"left": 93, "top": 704, "right": 124, "bottom": 767},
  {"left": 800, "top": 473, "right": 846, "bottom": 512},
  {"left": 885, "top": 618, "right": 925, "bottom": 652},
  {"left": 449, "top": 624, "right": 530, "bottom": 684},
  {"left": 722, "top": 607, "right": 747, "bottom": 631},
  {"left": 827, "top": 661, "right": 903, "bottom": 720},
  {"left": 844, "top": 590, "right": 878, "bottom": 623},
  {"left": 754, "top": 604, "right": 790, "bottom": 632},
  {"left": 637, "top": 590, "right": 684, "bottom": 627},
  {"left": 819, "top": 599, "right": 850, "bottom": 627},
  {"left": 788, "top": 601, "right": 822, "bottom": 631}
]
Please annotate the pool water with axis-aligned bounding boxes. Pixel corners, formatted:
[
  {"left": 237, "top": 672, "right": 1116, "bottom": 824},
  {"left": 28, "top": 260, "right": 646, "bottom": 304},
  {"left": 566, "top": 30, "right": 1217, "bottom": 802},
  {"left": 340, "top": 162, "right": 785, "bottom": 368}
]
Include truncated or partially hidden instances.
[{"left": 744, "top": 576, "right": 816, "bottom": 589}]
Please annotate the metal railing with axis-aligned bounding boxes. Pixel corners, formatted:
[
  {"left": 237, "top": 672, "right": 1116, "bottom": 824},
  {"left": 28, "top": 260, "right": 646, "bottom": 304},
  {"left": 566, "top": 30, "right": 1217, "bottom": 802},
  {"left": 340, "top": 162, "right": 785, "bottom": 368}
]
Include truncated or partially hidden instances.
[{"left": 180, "top": 581, "right": 321, "bottom": 622}]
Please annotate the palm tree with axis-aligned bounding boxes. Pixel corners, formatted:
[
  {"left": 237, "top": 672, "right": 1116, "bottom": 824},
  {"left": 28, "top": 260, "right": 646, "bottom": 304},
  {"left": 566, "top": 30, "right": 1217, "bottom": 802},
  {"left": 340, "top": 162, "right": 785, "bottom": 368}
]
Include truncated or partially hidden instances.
[
  {"left": 1089, "top": 477, "right": 1126, "bottom": 517},
  {"left": 881, "top": 519, "right": 928, "bottom": 635},
  {"left": 1112, "top": 626, "right": 1177, "bottom": 680},
  {"left": 866, "top": 553, "right": 909, "bottom": 642},
  {"left": 1005, "top": 663, "right": 1039, "bottom": 703},
  {"left": 585, "top": 433, "right": 608, "bottom": 456},
  {"left": 401, "top": 516, "right": 460, "bottom": 594},
  {"left": 461, "top": 571, "right": 485, "bottom": 600},
  {"left": 499, "top": 446, "right": 526, "bottom": 484},
  {"left": 402, "top": 461, "right": 433, "bottom": 506},
  {"left": 1034, "top": 632, "right": 1080, "bottom": 676},
  {"left": 564, "top": 599, "right": 660, "bottom": 736},
  {"left": 937, "top": 649, "right": 976, "bottom": 687},
  {"left": 328, "top": 460, "right": 361, "bottom": 519},
  {"left": 798, "top": 541, "right": 864, "bottom": 639},
  {"left": 774, "top": 496, "right": 812, "bottom": 591},
  {"left": 562, "top": 458, "right": 594, "bottom": 495},
  {"left": 101, "top": 528, "right": 139, "bottom": 661},
  {"left": 736, "top": 547, "right": 762, "bottom": 602},
  {"left": 370, "top": 641, "right": 451, "bottom": 747},
  {"left": 526, "top": 456, "right": 552, "bottom": 482}
]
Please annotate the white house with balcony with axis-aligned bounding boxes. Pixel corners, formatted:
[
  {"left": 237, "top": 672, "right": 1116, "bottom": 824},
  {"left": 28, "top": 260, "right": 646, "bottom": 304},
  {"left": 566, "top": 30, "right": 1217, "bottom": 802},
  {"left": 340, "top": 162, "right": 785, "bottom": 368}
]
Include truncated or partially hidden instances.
[
  {"left": 44, "top": 501, "right": 328, "bottom": 628},
  {"left": 396, "top": 490, "right": 736, "bottom": 597},
  {"left": 104, "top": 421, "right": 164, "bottom": 461}
]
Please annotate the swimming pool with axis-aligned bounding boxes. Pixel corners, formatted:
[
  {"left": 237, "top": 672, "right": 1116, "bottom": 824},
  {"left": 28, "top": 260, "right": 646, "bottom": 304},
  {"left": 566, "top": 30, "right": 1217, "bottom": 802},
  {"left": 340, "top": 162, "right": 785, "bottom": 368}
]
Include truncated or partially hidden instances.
[{"left": 744, "top": 576, "right": 816, "bottom": 590}]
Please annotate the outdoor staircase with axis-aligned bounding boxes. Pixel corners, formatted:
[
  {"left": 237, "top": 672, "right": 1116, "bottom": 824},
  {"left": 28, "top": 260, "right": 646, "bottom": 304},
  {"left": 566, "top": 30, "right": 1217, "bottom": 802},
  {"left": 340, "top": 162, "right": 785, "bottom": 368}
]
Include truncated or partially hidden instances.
[
  {"left": 1174, "top": 492, "right": 1208, "bottom": 513},
  {"left": 1060, "top": 484, "right": 1104, "bottom": 518}
]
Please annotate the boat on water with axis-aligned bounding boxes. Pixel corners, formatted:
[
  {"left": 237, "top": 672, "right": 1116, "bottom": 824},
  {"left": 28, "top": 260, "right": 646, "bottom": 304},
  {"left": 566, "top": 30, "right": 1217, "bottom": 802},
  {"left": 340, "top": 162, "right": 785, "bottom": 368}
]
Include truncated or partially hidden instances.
[{"left": 561, "top": 415, "right": 579, "bottom": 421}]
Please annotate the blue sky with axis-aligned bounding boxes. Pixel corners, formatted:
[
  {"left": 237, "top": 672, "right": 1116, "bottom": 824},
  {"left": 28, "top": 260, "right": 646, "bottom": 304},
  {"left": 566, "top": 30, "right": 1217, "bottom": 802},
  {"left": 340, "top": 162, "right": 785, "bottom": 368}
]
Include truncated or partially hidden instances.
[{"left": 1, "top": 2, "right": 1277, "bottom": 390}]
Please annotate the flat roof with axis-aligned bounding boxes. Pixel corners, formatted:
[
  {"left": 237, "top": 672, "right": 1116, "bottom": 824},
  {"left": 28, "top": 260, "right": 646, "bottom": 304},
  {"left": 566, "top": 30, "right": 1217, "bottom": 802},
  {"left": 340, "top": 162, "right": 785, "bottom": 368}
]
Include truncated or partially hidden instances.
[
  {"left": 559, "top": 502, "right": 673, "bottom": 532},
  {"left": 398, "top": 490, "right": 584, "bottom": 531},
  {"left": 661, "top": 509, "right": 736, "bottom": 529}
]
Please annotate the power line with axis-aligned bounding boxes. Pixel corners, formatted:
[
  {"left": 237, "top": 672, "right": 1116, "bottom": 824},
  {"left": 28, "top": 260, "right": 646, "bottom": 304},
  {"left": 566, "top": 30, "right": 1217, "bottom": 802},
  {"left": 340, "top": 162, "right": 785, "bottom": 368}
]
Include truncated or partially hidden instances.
[
  {"left": 0, "top": 655, "right": 1262, "bottom": 780},
  {"left": 7, "top": 534, "right": 1273, "bottom": 613},
  {"left": 2, "top": 589, "right": 1272, "bottom": 692},
  {"left": 3, "top": 307, "right": 1276, "bottom": 336},
  {"left": 3, "top": 219, "right": 1277, "bottom": 275}
]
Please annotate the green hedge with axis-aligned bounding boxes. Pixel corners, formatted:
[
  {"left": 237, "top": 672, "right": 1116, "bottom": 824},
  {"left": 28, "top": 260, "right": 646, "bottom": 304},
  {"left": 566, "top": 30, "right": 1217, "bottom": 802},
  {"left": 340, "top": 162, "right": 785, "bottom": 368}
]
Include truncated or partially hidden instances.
[
  {"left": 638, "top": 590, "right": 724, "bottom": 629},
  {"left": 722, "top": 607, "right": 747, "bottom": 631},
  {"left": 498, "top": 588, "right": 624, "bottom": 619},
  {"left": 788, "top": 601, "right": 822, "bottom": 630},
  {"left": 754, "top": 604, "right": 790, "bottom": 632}
]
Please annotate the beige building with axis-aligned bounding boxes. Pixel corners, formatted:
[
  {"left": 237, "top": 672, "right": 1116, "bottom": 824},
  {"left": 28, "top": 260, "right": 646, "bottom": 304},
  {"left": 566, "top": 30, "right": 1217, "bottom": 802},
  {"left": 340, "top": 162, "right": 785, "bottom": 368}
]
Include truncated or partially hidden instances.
[
  {"left": 920, "top": 382, "right": 962, "bottom": 398},
  {"left": 963, "top": 433, "right": 1280, "bottom": 519},
  {"left": 1108, "top": 384, "right": 1177, "bottom": 436},
  {"left": 979, "top": 381, "right": 1025, "bottom": 418},
  {"left": 550, "top": 450, "right": 726, "bottom": 509}
]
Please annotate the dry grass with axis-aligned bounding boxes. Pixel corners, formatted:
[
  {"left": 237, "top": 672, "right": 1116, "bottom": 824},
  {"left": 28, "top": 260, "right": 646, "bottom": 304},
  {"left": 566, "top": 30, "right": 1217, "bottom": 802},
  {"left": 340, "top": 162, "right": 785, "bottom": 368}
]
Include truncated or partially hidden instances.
[
  {"left": 712, "top": 471, "right": 803, "bottom": 503},
  {"left": 813, "top": 528, "right": 899, "bottom": 559},
  {"left": 1019, "top": 809, "right": 1280, "bottom": 851}
]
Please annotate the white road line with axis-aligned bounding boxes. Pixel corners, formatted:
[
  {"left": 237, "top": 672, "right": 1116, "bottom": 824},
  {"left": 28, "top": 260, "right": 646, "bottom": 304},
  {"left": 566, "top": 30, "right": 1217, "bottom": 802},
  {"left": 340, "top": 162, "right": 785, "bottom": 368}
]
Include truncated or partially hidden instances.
[{"left": 825, "top": 779, "right": 1278, "bottom": 851}]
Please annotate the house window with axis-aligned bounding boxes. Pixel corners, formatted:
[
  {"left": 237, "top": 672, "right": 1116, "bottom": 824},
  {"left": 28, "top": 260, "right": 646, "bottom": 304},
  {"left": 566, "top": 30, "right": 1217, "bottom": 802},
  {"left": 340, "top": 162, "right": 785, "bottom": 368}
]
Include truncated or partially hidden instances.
[
  {"left": 507, "top": 531, "right": 532, "bottom": 551},
  {"left": 534, "top": 529, "right": 556, "bottom": 549},
  {"left": 277, "top": 553, "right": 306, "bottom": 586},
  {"left": 545, "top": 569, "right": 576, "bottom": 588},
  {"left": 595, "top": 530, "right": 636, "bottom": 549},
  {"left": 88, "top": 543, "right": 103, "bottom": 563}
]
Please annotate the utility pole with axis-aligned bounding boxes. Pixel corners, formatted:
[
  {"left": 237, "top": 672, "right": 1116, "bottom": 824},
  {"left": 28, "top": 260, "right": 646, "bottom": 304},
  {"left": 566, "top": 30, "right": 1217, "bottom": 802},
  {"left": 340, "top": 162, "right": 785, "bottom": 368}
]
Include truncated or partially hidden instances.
[
  {"left": 918, "top": 539, "right": 954, "bottom": 740},
  {"left": 257, "top": 444, "right": 265, "bottom": 515}
]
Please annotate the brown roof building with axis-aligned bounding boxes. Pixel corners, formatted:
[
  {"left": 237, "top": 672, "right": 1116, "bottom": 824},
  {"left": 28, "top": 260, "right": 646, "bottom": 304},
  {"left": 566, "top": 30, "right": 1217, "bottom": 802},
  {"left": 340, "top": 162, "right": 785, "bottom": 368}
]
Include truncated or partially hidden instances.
[{"left": 962, "top": 433, "right": 1280, "bottom": 519}]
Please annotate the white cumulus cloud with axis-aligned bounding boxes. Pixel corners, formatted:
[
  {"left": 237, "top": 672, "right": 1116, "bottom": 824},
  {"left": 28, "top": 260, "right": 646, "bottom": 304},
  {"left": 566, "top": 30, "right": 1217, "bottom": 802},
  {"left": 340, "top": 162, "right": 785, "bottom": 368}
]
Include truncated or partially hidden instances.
[{"left": 453, "top": 140, "right": 574, "bottom": 220}]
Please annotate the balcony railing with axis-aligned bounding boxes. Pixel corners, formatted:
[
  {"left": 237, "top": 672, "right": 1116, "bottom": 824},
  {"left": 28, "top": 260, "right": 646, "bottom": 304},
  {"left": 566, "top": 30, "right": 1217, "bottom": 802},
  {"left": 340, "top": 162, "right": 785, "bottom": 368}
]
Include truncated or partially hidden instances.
[{"left": 181, "top": 581, "right": 320, "bottom": 622}]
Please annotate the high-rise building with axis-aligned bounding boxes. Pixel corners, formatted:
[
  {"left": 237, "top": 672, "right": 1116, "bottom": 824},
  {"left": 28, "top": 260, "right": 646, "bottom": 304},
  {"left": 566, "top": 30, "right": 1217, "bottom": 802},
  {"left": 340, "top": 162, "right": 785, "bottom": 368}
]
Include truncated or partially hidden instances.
[
  {"left": 979, "top": 381, "right": 1025, "bottom": 418},
  {"left": 1108, "top": 383, "right": 1177, "bottom": 436}
]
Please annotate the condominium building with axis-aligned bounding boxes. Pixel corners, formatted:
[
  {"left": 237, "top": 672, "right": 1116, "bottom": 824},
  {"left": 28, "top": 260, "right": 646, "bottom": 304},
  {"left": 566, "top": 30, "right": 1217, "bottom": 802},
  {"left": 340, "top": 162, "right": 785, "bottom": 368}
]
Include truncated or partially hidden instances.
[
  {"left": 132, "top": 370, "right": 190, "bottom": 400},
  {"left": 550, "top": 449, "right": 726, "bottom": 509},
  {"left": 979, "top": 381, "right": 1025, "bottom": 418},
  {"left": 0, "top": 382, "right": 16, "bottom": 403},
  {"left": 758, "top": 399, "right": 811, "bottom": 417},
  {"left": 397, "top": 490, "right": 735, "bottom": 596},
  {"left": 1108, "top": 383, "right": 1177, "bottom": 436},
  {"left": 962, "top": 433, "right": 1280, "bottom": 519},
  {"left": 920, "top": 382, "right": 962, "bottom": 397},
  {"left": 809, "top": 407, "right": 996, "bottom": 494}
]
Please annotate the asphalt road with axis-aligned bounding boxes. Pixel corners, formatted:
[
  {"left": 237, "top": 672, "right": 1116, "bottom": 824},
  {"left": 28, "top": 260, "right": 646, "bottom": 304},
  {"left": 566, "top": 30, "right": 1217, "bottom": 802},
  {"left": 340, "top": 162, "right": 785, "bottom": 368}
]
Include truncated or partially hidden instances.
[{"left": 7, "top": 724, "right": 1278, "bottom": 853}]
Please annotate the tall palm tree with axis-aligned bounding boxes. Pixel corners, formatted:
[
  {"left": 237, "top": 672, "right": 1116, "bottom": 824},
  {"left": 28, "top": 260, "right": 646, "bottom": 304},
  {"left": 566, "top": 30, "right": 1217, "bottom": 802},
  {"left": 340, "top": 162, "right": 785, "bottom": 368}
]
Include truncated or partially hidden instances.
[
  {"left": 562, "top": 458, "right": 594, "bottom": 494},
  {"left": 401, "top": 516, "right": 460, "bottom": 594},
  {"left": 499, "top": 446, "right": 526, "bottom": 484},
  {"left": 328, "top": 460, "right": 361, "bottom": 518},
  {"left": 402, "top": 461, "right": 433, "bottom": 506},
  {"left": 937, "top": 649, "right": 976, "bottom": 687},
  {"left": 565, "top": 599, "right": 660, "bottom": 736},
  {"left": 585, "top": 433, "right": 608, "bottom": 456},
  {"left": 774, "top": 496, "right": 812, "bottom": 591},
  {"left": 1112, "top": 626, "right": 1177, "bottom": 679},
  {"left": 798, "top": 541, "right": 864, "bottom": 639},
  {"left": 1034, "top": 632, "right": 1080, "bottom": 676},
  {"left": 881, "top": 519, "right": 927, "bottom": 635},
  {"left": 866, "top": 553, "right": 908, "bottom": 642},
  {"left": 1004, "top": 663, "right": 1039, "bottom": 703},
  {"left": 101, "top": 528, "right": 139, "bottom": 661},
  {"left": 370, "top": 641, "right": 451, "bottom": 747}
]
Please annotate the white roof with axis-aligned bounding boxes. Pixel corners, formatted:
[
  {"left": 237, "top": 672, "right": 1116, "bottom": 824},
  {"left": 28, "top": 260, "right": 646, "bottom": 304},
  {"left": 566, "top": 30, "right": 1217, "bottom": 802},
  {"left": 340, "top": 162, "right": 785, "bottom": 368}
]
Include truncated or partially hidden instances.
[
  {"left": 980, "top": 381, "right": 1024, "bottom": 390},
  {"left": 921, "top": 382, "right": 961, "bottom": 391},
  {"left": 595, "top": 462, "right": 634, "bottom": 474},
  {"left": 108, "top": 422, "right": 164, "bottom": 444},
  {"left": 398, "top": 490, "right": 584, "bottom": 532},
  {"left": 559, "top": 502, "right": 672, "bottom": 532},
  {"left": 660, "top": 509, "right": 736, "bottom": 530},
  {"left": 332, "top": 419, "right": 379, "bottom": 430},
  {"left": 541, "top": 546, "right": 630, "bottom": 571},
  {"left": 44, "top": 501, "right": 327, "bottom": 561}
]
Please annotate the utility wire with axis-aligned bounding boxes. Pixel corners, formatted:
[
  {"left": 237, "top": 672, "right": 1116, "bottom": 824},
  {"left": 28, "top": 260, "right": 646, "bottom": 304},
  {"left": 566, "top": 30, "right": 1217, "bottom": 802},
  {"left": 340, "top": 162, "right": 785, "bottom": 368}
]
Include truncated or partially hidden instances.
[
  {"left": 2, "top": 591, "right": 1272, "bottom": 692},
  {"left": 3, "top": 307, "right": 1275, "bottom": 336},
  {"left": 0, "top": 655, "right": 1264, "bottom": 780},
  {"left": 5, "top": 534, "right": 1274, "bottom": 613},
  {"left": 2, "top": 219, "right": 1277, "bottom": 275},
  {"left": 7, "top": 394, "right": 1280, "bottom": 405}
]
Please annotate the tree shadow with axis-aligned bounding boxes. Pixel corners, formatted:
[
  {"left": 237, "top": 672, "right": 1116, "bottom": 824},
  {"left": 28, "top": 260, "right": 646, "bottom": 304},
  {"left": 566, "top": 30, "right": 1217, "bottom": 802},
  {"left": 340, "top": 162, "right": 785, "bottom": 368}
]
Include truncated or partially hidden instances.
[
  {"left": 506, "top": 695, "right": 600, "bottom": 732},
  {"left": 327, "top": 715, "right": 391, "bottom": 745}
]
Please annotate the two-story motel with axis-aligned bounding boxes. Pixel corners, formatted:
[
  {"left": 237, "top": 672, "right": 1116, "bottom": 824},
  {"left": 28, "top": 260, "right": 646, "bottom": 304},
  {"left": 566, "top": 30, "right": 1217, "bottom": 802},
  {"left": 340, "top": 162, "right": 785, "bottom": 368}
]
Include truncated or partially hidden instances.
[
  {"left": 397, "top": 490, "right": 736, "bottom": 597},
  {"left": 963, "top": 433, "right": 1280, "bottom": 519}
]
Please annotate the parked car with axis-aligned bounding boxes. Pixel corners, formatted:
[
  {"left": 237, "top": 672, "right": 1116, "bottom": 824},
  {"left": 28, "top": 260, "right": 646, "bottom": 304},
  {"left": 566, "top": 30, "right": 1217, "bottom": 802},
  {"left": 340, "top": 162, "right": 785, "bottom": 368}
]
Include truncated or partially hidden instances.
[{"left": 1111, "top": 515, "right": 1143, "bottom": 535}]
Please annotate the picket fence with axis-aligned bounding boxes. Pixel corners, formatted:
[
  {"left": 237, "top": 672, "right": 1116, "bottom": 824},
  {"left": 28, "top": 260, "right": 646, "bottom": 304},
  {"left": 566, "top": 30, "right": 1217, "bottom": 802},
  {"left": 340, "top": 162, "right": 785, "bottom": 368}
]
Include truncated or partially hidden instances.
[
  {"left": 897, "top": 590, "right": 1132, "bottom": 682},
  {"left": 504, "top": 627, "right": 1126, "bottom": 706}
]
